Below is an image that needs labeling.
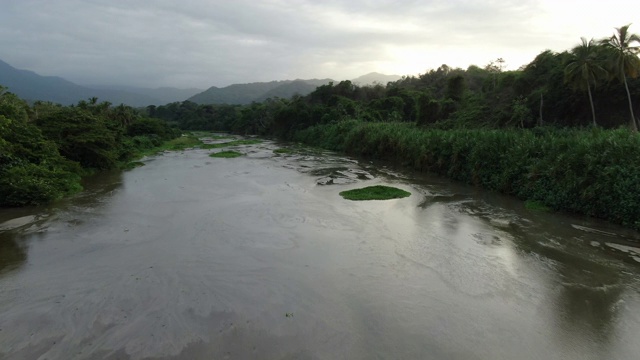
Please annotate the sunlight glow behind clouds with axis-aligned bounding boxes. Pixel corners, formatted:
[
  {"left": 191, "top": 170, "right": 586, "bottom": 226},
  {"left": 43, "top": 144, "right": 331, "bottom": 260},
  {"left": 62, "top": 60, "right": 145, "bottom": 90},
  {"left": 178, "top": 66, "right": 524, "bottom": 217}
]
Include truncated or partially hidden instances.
[{"left": 0, "top": 0, "right": 637, "bottom": 88}]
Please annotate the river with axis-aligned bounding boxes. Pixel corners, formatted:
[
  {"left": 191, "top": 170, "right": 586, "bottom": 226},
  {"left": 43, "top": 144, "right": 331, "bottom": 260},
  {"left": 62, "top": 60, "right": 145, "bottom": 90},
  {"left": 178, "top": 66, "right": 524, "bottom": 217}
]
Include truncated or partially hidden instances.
[{"left": 1, "top": 137, "right": 640, "bottom": 359}]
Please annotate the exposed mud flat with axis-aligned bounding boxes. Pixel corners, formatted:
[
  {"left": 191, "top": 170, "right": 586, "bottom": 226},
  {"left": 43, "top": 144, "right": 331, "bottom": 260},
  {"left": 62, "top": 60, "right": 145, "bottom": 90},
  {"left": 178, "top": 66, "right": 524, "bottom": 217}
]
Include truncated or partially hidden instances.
[{"left": 2, "top": 140, "right": 640, "bottom": 359}]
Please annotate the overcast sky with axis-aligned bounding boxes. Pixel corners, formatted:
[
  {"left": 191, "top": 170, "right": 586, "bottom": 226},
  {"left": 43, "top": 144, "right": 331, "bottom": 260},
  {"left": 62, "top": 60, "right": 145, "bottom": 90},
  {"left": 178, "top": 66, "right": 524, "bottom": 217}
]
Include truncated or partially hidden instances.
[{"left": 0, "top": 0, "right": 635, "bottom": 89}]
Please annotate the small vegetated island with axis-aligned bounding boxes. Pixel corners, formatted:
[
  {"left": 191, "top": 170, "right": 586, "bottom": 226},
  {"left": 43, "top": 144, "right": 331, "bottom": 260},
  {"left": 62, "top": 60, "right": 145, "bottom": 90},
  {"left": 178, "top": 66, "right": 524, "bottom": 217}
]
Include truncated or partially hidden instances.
[
  {"left": 340, "top": 185, "right": 411, "bottom": 201},
  {"left": 2, "top": 24, "right": 640, "bottom": 230}
]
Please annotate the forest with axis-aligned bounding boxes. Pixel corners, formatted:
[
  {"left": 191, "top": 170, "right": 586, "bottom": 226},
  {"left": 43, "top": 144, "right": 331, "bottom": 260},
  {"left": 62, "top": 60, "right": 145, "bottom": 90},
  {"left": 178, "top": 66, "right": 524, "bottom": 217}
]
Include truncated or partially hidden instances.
[
  {"left": 1, "top": 25, "right": 639, "bottom": 228},
  {"left": 0, "top": 92, "right": 180, "bottom": 206},
  {"left": 151, "top": 25, "right": 640, "bottom": 133}
]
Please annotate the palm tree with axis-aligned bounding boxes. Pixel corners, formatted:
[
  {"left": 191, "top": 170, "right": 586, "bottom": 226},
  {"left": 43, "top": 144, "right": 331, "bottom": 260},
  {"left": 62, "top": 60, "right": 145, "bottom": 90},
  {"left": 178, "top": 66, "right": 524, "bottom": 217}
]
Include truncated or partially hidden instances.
[
  {"left": 113, "top": 103, "right": 135, "bottom": 128},
  {"left": 600, "top": 24, "right": 640, "bottom": 131},
  {"left": 564, "top": 38, "right": 608, "bottom": 126}
]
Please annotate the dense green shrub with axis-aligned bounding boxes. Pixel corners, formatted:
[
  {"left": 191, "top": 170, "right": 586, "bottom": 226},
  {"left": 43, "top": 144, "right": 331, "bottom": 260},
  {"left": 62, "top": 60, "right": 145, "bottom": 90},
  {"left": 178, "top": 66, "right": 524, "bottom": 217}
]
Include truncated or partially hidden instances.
[
  {"left": 0, "top": 162, "right": 82, "bottom": 206},
  {"left": 294, "top": 121, "right": 640, "bottom": 229},
  {"left": 127, "top": 118, "right": 180, "bottom": 140},
  {"left": 0, "top": 114, "right": 82, "bottom": 206},
  {"left": 35, "top": 107, "right": 122, "bottom": 170},
  {"left": 1, "top": 89, "right": 182, "bottom": 206}
]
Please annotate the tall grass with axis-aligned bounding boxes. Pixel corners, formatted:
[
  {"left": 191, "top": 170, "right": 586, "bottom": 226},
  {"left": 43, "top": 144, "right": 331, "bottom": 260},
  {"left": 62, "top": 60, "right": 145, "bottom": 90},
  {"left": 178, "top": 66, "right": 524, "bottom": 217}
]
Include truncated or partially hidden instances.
[{"left": 294, "top": 120, "right": 640, "bottom": 229}]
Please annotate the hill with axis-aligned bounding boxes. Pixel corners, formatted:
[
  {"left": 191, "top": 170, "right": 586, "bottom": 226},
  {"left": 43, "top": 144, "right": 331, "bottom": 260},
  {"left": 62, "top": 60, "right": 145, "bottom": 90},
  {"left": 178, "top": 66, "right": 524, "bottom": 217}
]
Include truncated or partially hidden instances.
[
  {"left": 351, "top": 72, "right": 401, "bottom": 86},
  {"left": 87, "top": 85, "right": 203, "bottom": 105},
  {"left": 187, "top": 75, "right": 403, "bottom": 105},
  {"left": 0, "top": 58, "right": 402, "bottom": 106},
  {"left": 188, "top": 79, "right": 333, "bottom": 105},
  {"left": 0, "top": 59, "right": 197, "bottom": 106},
  {"left": 254, "top": 79, "right": 333, "bottom": 103}
]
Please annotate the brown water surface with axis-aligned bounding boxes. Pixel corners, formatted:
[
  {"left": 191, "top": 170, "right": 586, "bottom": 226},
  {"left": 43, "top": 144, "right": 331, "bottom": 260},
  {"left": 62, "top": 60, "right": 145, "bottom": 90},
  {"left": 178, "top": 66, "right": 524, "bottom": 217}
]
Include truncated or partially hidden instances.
[{"left": 2, "top": 139, "right": 640, "bottom": 359}]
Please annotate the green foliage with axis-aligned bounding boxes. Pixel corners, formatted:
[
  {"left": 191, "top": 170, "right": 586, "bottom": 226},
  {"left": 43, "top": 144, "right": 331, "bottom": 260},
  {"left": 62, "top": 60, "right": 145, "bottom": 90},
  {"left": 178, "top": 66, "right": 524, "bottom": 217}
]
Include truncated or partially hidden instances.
[
  {"left": 416, "top": 95, "right": 440, "bottom": 125},
  {"left": 445, "top": 75, "right": 466, "bottom": 101},
  {"left": 600, "top": 24, "right": 640, "bottom": 131},
  {"left": 0, "top": 90, "right": 29, "bottom": 122},
  {"left": 0, "top": 91, "right": 182, "bottom": 206},
  {"left": 509, "top": 96, "right": 534, "bottom": 128},
  {"left": 0, "top": 162, "right": 82, "bottom": 206},
  {"left": 564, "top": 38, "right": 609, "bottom": 126},
  {"left": 0, "top": 113, "right": 82, "bottom": 206},
  {"left": 294, "top": 121, "right": 640, "bottom": 229},
  {"left": 565, "top": 38, "right": 608, "bottom": 92},
  {"left": 524, "top": 200, "right": 552, "bottom": 212},
  {"left": 127, "top": 118, "right": 180, "bottom": 140},
  {"left": 600, "top": 24, "right": 640, "bottom": 81},
  {"left": 339, "top": 185, "right": 411, "bottom": 201},
  {"left": 152, "top": 101, "right": 241, "bottom": 131},
  {"left": 123, "top": 161, "right": 145, "bottom": 170},
  {"left": 165, "top": 136, "right": 203, "bottom": 150},
  {"left": 35, "top": 107, "right": 121, "bottom": 169}
]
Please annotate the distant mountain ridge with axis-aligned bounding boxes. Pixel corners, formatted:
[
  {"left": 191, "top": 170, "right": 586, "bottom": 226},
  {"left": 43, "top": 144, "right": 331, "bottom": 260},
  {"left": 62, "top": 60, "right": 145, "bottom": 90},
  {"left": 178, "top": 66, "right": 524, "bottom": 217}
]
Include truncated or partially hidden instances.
[
  {"left": 1, "top": 58, "right": 403, "bottom": 107},
  {"left": 87, "top": 85, "right": 204, "bottom": 106},
  {"left": 0, "top": 59, "right": 201, "bottom": 106},
  {"left": 188, "top": 78, "right": 334, "bottom": 105},
  {"left": 187, "top": 74, "right": 402, "bottom": 105},
  {"left": 351, "top": 72, "right": 401, "bottom": 85}
]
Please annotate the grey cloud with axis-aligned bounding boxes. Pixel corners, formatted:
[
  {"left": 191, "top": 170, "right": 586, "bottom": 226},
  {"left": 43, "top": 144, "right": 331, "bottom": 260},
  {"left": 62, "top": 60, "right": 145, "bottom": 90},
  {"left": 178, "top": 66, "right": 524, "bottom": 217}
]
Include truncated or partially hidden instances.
[{"left": 0, "top": 0, "right": 620, "bottom": 88}]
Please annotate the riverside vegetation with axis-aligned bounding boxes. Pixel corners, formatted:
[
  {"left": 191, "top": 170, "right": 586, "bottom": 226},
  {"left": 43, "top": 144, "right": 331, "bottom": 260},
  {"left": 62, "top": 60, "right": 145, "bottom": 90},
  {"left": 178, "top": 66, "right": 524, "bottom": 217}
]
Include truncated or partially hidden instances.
[
  {"left": 144, "top": 25, "right": 640, "bottom": 229},
  {"left": 0, "top": 90, "right": 182, "bottom": 206},
  {"left": 2, "top": 25, "right": 640, "bottom": 229}
]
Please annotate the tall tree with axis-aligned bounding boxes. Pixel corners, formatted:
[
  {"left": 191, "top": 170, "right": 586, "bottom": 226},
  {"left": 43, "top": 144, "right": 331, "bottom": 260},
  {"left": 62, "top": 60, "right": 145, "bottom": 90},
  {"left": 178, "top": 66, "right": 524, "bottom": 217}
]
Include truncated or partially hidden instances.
[
  {"left": 600, "top": 24, "right": 640, "bottom": 131},
  {"left": 485, "top": 58, "right": 505, "bottom": 91},
  {"left": 564, "top": 38, "right": 608, "bottom": 126}
]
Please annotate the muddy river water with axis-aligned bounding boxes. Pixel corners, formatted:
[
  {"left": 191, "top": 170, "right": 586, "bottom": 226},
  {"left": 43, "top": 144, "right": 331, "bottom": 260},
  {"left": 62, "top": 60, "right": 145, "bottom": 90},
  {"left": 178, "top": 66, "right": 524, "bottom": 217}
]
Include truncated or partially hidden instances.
[{"left": 2, "top": 138, "right": 640, "bottom": 359}]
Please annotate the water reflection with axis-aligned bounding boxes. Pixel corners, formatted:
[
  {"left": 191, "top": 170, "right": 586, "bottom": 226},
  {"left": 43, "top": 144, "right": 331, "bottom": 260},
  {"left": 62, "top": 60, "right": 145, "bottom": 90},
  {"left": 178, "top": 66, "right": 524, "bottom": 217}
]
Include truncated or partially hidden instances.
[
  {"left": 412, "top": 182, "right": 632, "bottom": 357},
  {"left": 72, "top": 170, "right": 124, "bottom": 208},
  {"left": 554, "top": 262, "right": 623, "bottom": 344},
  {"left": 0, "top": 232, "right": 26, "bottom": 275},
  {"left": 0, "top": 171, "right": 123, "bottom": 276},
  {"left": 494, "top": 208, "right": 625, "bottom": 345}
]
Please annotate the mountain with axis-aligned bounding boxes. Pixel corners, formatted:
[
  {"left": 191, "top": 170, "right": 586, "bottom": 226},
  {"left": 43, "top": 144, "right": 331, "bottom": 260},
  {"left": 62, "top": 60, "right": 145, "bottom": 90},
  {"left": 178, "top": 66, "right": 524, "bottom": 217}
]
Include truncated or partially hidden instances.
[
  {"left": 0, "top": 59, "right": 402, "bottom": 106},
  {"left": 87, "top": 85, "right": 203, "bottom": 105},
  {"left": 188, "top": 78, "right": 333, "bottom": 105},
  {"left": 351, "top": 72, "right": 401, "bottom": 86},
  {"left": 187, "top": 73, "right": 403, "bottom": 105},
  {"left": 1, "top": 58, "right": 94, "bottom": 105},
  {"left": 254, "top": 79, "right": 332, "bottom": 103},
  {"left": 0, "top": 59, "right": 197, "bottom": 106}
]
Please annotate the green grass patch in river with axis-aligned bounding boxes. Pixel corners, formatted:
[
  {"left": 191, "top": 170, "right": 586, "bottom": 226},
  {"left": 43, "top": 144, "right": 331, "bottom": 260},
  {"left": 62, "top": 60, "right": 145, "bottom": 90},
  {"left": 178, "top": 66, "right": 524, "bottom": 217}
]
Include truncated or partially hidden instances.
[
  {"left": 525, "top": 200, "right": 552, "bottom": 212},
  {"left": 123, "top": 161, "right": 145, "bottom": 170},
  {"left": 167, "top": 136, "right": 203, "bottom": 150},
  {"left": 339, "top": 185, "right": 411, "bottom": 201},
  {"left": 201, "top": 139, "right": 262, "bottom": 149},
  {"left": 209, "top": 151, "right": 243, "bottom": 158},
  {"left": 274, "top": 148, "right": 296, "bottom": 154},
  {"left": 187, "top": 131, "right": 231, "bottom": 138},
  {"left": 132, "top": 135, "right": 204, "bottom": 158}
]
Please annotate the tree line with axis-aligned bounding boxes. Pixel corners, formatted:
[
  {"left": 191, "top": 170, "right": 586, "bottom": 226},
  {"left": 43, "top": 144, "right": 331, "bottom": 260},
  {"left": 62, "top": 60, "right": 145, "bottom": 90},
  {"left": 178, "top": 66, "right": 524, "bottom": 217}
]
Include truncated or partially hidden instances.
[{"left": 149, "top": 25, "right": 639, "bottom": 136}]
